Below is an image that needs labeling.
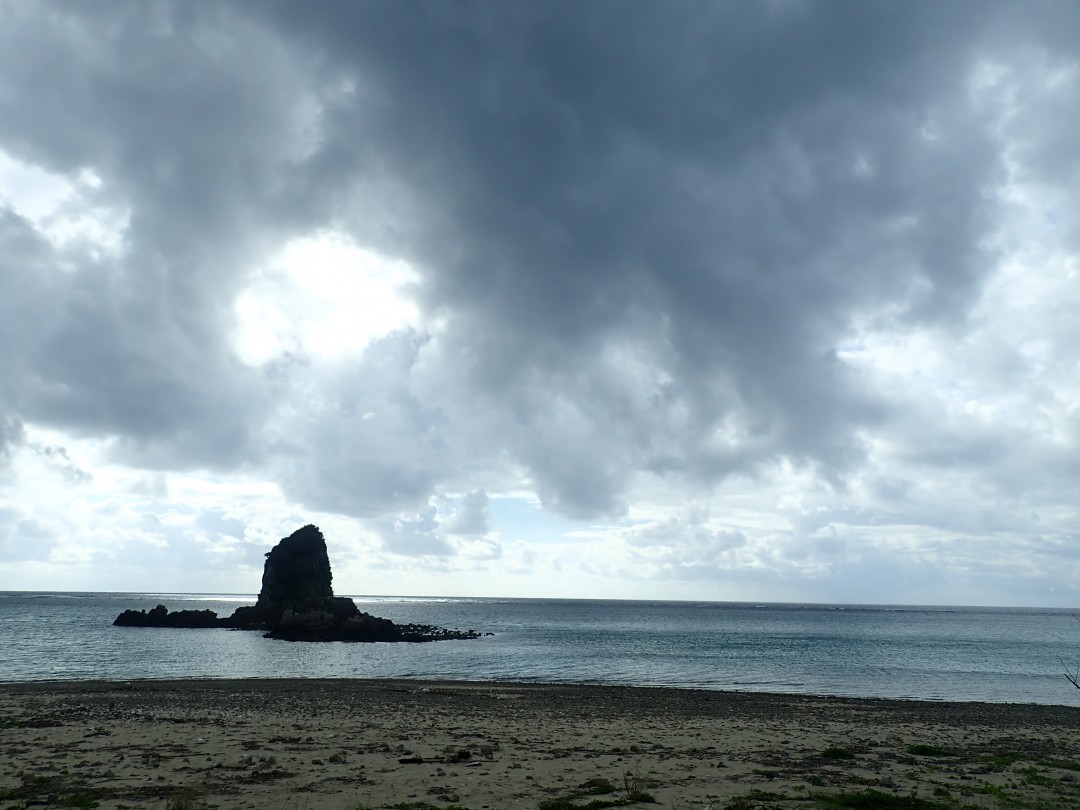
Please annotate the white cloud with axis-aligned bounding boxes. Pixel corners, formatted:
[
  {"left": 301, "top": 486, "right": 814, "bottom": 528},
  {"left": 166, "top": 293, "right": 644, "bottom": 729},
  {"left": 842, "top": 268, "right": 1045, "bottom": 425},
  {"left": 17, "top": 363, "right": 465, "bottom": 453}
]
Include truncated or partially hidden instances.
[
  {"left": 0, "top": 148, "right": 128, "bottom": 256},
  {"left": 234, "top": 233, "right": 421, "bottom": 365}
]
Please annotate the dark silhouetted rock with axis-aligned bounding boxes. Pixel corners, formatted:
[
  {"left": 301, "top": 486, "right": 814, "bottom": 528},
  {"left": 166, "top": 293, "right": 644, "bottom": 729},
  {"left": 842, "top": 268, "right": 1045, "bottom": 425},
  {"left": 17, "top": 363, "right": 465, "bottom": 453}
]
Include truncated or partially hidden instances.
[
  {"left": 113, "top": 524, "right": 482, "bottom": 643},
  {"left": 256, "top": 524, "right": 334, "bottom": 621},
  {"left": 113, "top": 605, "right": 221, "bottom": 629},
  {"left": 223, "top": 524, "right": 341, "bottom": 629}
]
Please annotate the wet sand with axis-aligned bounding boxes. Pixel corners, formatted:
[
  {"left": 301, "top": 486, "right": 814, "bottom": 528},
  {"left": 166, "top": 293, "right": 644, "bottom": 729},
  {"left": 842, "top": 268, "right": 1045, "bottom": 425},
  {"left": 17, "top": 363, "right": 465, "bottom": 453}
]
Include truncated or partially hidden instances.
[{"left": 2, "top": 679, "right": 1080, "bottom": 809}]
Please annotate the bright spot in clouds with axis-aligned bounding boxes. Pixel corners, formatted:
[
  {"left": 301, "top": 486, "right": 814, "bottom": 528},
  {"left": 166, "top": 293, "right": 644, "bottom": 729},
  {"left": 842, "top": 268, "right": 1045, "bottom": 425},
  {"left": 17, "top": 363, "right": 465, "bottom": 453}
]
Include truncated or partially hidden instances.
[
  {"left": 0, "top": 148, "right": 127, "bottom": 255},
  {"left": 0, "top": 149, "right": 71, "bottom": 221},
  {"left": 234, "top": 234, "right": 421, "bottom": 364}
]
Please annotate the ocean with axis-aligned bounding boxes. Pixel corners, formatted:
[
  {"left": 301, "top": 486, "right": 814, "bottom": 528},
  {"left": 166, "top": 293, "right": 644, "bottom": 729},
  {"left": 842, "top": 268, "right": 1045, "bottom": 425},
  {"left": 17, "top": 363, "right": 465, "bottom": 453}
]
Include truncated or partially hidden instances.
[{"left": 2, "top": 592, "right": 1079, "bottom": 705}]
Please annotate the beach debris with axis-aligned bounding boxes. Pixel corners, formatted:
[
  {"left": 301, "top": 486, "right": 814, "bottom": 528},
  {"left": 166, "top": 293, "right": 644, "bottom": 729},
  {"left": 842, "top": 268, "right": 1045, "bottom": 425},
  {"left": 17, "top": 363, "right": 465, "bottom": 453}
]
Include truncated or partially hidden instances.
[
  {"left": 395, "top": 748, "right": 481, "bottom": 766},
  {"left": 427, "top": 786, "right": 461, "bottom": 802},
  {"left": 247, "top": 765, "right": 293, "bottom": 782}
]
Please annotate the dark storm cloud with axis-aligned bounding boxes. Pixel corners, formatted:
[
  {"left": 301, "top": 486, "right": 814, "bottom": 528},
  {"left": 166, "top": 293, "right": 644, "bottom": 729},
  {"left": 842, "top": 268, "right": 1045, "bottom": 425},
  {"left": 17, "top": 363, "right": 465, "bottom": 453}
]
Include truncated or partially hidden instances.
[
  {"left": 255, "top": 1, "right": 1016, "bottom": 514},
  {"left": 2, "top": 0, "right": 1078, "bottom": 532},
  {"left": 0, "top": 2, "right": 325, "bottom": 467}
]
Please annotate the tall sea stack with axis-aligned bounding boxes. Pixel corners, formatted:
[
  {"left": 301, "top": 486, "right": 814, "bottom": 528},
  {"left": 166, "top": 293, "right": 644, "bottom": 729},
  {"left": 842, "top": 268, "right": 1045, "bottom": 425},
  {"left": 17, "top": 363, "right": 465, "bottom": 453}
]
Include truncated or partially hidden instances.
[
  {"left": 227, "top": 524, "right": 360, "bottom": 629},
  {"left": 258, "top": 523, "right": 334, "bottom": 616}
]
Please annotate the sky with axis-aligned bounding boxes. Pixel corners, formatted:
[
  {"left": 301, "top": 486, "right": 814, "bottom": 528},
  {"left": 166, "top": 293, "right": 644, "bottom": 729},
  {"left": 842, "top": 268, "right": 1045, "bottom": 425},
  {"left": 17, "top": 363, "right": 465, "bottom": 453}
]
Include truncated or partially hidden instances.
[{"left": 1, "top": 1, "right": 1079, "bottom": 606}]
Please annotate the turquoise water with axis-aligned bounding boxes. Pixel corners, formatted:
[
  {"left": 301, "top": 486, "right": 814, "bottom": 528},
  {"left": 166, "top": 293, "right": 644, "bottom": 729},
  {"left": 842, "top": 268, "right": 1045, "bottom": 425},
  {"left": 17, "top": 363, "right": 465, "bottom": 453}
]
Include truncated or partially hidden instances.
[{"left": 2, "top": 592, "right": 1079, "bottom": 705}]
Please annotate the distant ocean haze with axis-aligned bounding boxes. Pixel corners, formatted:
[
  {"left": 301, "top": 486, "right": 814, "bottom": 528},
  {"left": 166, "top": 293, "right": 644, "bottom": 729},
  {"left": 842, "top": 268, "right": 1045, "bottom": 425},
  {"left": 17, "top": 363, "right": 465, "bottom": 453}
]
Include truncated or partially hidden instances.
[{"left": 1, "top": 592, "right": 1079, "bottom": 705}]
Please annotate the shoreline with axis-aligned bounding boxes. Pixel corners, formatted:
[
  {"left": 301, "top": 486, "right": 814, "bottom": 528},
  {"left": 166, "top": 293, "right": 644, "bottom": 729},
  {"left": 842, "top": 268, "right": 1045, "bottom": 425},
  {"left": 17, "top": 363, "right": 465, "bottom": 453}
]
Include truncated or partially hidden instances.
[
  {"left": 3, "top": 673, "right": 1078, "bottom": 710},
  {"left": 5, "top": 675, "right": 1080, "bottom": 718},
  {"left": 3, "top": 679, "right": 1080, "bottom": 808}
]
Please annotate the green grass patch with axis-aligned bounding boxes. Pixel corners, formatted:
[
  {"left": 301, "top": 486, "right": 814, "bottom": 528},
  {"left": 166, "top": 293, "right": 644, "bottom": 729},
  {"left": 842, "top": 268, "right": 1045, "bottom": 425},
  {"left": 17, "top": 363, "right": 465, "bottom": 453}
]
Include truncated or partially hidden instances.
[
  {"left": 821, "top": 747, "right": 856, "bottom": 761},
  {"left": 1021, "top": 767, "right": 1057, "bottom": 787},
  {"left": 722, "top": 791, "right": 788, "bottom": 810},
  {"left": 975, "top": 783, "right": 1007, "bottom": 798},
  {"left": 978, "top": 751, "right": 1030, "bottom": 771},
  {"left": 538, "top": 773, "right": 657, "bottom": 810},
  {"left": 56, "top": 795, "right": 98, "bottom": 809},
  {"left": 165, "top": 793, "right": 218, "bottom": 810},
  {"left": 1, "top": 775, "right": 98, "bottom": 810},
  {"left": 810, "top": 790, "right": 949, "bottom": 809},
  {"left": 539, "top": 798, "right": 652, "bottom": 810},
  {"left": 540, "top": 801, "right": 608, "bottom": 810},
  {"left": 905, "top": 745, "right": 956, "bottom": 758},
  {"left": 725, "top": 788, "right": 956, "bottom": 810}
]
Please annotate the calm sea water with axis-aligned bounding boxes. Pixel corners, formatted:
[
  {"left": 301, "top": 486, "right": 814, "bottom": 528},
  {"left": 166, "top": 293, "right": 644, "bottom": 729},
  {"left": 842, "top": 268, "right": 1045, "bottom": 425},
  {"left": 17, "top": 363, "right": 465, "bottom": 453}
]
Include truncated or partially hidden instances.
[{"left": 1, "top": 592, "right": 1079, "bottom": 705}]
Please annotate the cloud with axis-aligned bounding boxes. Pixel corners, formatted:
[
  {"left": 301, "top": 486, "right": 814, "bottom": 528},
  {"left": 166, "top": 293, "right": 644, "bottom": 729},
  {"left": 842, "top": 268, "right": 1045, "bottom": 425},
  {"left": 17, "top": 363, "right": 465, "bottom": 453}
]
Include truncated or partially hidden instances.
[
  {"left": 381, "top": 506, "right": 454, "bottom": 558},
  {"left": 244, "top": 0, "right": 1014, "bottom": 517},
  {"left": 0, "top": 4, "right": 326, "bottom": 471},
  {"left": 443, "top": 491, "right": 491, "bottom": 537},
  {"left": 0, "top": 514, "right": 57, "bottom": 563},
  {"left": 1, "top": 1, "right": 1079, "bottom": 602},
  {"left": 0, "top": 417, "right": 25, "bottom": 464}
]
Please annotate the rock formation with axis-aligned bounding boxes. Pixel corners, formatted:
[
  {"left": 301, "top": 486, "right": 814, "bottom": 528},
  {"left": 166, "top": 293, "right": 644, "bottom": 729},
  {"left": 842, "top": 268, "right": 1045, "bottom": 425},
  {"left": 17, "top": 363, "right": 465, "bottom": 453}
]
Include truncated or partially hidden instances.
[
  {"left": 225, "top": 523, "right": 360, "bottom": 630},
  {"left": 113, "top": 604, "right": 220, "bottom": 629},
  {"left": 114, "top": 524, "right": 481, "bottom": 643}
]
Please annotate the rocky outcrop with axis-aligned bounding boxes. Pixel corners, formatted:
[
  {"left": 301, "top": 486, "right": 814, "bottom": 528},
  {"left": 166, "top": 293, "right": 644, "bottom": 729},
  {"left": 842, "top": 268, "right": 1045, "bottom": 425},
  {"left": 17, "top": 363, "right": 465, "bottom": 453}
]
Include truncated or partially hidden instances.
[
  {"left": 113, "top": 524, "right": 481, "bottom": 643},
  {"left": 113, "top": 605, "right": 221, "bottom": 629},
  {"left": 227, "top": 524, "right": 338, "bottom": 628},
  {"left": 266, "top": 609, "right": 477, "bottom": 642},
  {"left": 224, "top": 524, "right": 356, "bottom": 630}
]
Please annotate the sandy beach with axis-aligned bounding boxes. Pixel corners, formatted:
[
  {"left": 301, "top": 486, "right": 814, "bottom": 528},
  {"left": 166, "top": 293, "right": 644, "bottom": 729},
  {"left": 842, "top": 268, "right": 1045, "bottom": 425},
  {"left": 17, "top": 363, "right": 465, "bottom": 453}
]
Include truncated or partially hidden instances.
[{"left": 2, "top": 679, "right": 1080, "bottom": 809}]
